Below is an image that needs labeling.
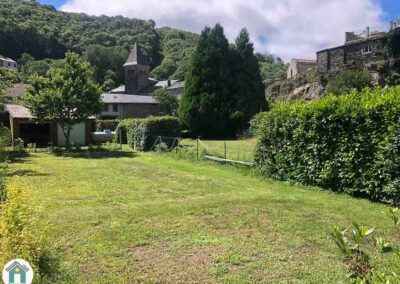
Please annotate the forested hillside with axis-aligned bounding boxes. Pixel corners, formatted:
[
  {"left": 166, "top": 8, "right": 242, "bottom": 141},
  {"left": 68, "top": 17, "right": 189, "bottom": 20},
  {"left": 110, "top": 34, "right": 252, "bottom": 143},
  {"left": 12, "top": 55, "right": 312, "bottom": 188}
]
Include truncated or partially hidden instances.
[
  {"left": 0, "top": 0, "right": 287, "bottom": 88},
  {"left": 0, "top": 0, "right": 197, "bottom": 87},
  {"left": 152, "top": 27, "right": 199, "bottom": 81}
]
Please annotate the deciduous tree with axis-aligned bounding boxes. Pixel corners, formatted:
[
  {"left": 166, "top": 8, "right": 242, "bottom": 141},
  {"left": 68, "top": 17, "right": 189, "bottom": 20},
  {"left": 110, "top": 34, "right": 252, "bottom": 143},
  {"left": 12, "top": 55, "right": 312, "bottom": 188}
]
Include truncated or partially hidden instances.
[{"left": 24, "top": 52, "right": 102, "bottom": 148}]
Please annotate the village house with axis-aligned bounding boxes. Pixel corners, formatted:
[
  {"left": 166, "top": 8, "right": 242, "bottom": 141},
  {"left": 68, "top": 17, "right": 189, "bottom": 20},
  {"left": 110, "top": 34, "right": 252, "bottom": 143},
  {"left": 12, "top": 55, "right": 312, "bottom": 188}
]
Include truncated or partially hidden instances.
[
  {"left": 101, "top": 43, "right": 184, "bottom": 119},
  {"left": 287, "top": 59, "right": 316, "bottom": 79},
  {"left": 0, "top": 55, "right": 17, "bottom": 69},
  {"left": 316, "top": 22, "right": 399, "bottom": 73}
]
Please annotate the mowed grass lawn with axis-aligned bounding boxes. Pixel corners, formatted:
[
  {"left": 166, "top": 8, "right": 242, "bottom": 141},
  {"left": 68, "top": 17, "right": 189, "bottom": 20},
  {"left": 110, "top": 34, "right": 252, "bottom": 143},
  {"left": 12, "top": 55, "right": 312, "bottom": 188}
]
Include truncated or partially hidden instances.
[
  {"left": 6, "top": 149, "right": 397, "bottom": 283},
  {"left": 181, "top": 138, "right": 257, "bottom": 162}
]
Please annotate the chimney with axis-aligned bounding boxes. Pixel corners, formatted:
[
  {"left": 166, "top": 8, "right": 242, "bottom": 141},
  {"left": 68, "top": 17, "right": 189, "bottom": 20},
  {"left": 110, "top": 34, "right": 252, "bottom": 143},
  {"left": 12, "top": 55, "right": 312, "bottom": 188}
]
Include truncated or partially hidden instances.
[
  {"left": 366, "top": 26, "right": 370, "bottom": 37},
  {"left": 390, "top": 21, "right": 394, "bottom": 31}
]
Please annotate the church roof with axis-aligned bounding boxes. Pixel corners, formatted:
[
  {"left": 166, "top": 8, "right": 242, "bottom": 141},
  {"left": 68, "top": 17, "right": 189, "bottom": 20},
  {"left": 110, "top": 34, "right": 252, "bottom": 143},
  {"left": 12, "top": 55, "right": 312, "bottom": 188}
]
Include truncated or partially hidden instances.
[
  {"left": 123, "top": 43, "right": 149, "bottom": 67},
  {"left": 102, "top": 93, "right": 157, "bottom": 104}
]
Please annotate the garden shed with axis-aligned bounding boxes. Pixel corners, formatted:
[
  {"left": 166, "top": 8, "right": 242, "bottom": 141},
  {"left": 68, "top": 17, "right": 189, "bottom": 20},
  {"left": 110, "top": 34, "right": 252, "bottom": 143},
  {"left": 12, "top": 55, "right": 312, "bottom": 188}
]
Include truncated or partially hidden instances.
[{"left": 5, "top": 104, "right": 95, "bottom": 147}]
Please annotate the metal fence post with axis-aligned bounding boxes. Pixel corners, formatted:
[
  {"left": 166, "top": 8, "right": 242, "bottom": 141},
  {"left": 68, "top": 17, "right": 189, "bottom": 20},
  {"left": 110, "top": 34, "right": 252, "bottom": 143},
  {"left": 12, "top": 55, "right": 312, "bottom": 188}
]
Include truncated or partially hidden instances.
[
  {"left": 224, "top": 141, "right": 227, "bottom": 159},
  {"left": 119, "top": 130, "right": 122, "bottom": 150}
]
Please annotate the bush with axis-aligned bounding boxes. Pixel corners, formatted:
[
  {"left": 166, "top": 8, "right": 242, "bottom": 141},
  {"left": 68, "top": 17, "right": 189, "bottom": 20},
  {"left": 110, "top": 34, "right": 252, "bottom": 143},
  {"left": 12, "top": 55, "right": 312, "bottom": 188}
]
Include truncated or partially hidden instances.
[
  {"left": 0, "top": 179, "right": 47, "bottom": 282},
  {"left": 252, "top": 86, "right": 400, "bottom": 204},
  {"left": 0, "top": 126, "right": 10, "bottom": 203},
  {"left": 152, "top": 88, "right": 179, "bottom": 116},
  {"left": 115, "top": 118, "right": 137, "bottom": 144},
  {"left": 125, "top": 116, "right": 181, "bottom": 151},
  {"left": 96, "top": 119, "right": 120, "bottom": 132},
  {"left": 326, "top": 70, "right": 373, "bottom": 96}
]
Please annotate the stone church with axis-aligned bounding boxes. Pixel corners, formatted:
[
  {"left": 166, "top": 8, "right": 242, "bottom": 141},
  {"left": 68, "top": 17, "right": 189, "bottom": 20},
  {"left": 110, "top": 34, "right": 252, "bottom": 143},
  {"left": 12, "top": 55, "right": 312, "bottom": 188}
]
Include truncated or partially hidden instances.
[{"left": 101, "top": 43, "right": 184, "bottom": 119}]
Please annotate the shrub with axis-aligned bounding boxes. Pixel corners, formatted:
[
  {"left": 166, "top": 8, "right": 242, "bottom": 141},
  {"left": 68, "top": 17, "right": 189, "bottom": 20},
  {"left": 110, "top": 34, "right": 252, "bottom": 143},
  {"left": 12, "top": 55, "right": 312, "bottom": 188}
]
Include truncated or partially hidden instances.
[
  {"left": 14, "top": 138, "right": 25, "bottom": 152},
  {"left": 330, "top": 208, "right": 400, "bottom": 283},
  {"left": 252, "top": 86, "right": 400, "bottom": 203},
  {"left": 152, "top": 88, "right": 179, "bottom": 116},
  {"left": 115, "top": 118, "right": 137, "bottom": 144},
  {"left": 326, "top": 70, "right": 373, "bottom": 96},
  {"left": 96, "top": 119, "right": 120, "bottom": 132},
  {"left": 0, "top": 179, "right": 47, "bottom": 281},
  {"left": 125, "top": 116, "right": 181, "bottom": 151}
]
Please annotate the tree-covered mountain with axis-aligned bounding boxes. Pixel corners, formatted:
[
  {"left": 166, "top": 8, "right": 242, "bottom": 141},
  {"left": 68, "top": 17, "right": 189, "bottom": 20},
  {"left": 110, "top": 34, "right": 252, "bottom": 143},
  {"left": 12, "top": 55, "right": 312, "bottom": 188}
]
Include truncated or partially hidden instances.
[
  {"left": 0, "top": 0, "right": 198, "bottom": 86},
  {"left": 0, "top": 0, "right": 287, "bottom": 88},
  {"left": 151, "top": 27, "right": 199, "bottom": 81},
  {"left": 0, "top": 0, "right": 161, "bottom": 67}
]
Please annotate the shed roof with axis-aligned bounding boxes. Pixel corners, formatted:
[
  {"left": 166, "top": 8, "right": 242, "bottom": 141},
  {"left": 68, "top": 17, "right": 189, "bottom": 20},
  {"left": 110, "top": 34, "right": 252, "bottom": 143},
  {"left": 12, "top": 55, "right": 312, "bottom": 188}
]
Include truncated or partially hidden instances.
[{"left": 5, "top": 104, "right": 32, "bottom": 119}]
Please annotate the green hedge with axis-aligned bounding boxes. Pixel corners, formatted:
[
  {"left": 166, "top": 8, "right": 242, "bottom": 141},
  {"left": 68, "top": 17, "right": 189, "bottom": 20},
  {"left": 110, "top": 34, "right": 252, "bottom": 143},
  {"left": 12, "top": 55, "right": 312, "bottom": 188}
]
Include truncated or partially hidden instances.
[
  {"left": 118, "top": 116, "right": 181, "bottom": 151},
  {"left": 115, "top": 119, "right": 136, "bottom": 144},
  {"left": 96, "top": 119, "right": 120, "bottom": 131},
  {"left": 252, "top": 86, "right": 400, "bottom": 204}
]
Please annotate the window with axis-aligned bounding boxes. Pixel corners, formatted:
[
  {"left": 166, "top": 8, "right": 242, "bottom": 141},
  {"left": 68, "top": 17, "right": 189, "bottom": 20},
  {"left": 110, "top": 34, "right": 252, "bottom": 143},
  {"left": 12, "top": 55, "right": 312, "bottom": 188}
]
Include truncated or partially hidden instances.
[
  {"left": 362, "top": 45, "right": 372, "bottom": 54},
  {"left": 7, "top": 63, "right": 10, "bottom": 67},
  {"left": 113, "top": 104, "right": 118, "bottom": 112},
  {"left": 103, "top": 104, "right": 108, "bottom": 111}
]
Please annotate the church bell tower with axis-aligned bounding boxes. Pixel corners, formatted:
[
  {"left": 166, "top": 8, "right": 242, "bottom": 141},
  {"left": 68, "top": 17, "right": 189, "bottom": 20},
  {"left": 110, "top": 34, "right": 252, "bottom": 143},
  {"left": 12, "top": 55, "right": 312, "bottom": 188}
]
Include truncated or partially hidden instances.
[{"left": 123, "top": 43, "right": 150, "bottom": 94}]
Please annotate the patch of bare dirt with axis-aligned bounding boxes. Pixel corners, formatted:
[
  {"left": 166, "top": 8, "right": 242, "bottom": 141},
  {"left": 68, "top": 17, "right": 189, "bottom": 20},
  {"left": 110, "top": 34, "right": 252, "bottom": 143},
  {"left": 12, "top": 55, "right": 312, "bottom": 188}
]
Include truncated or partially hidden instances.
[{"left": 131, "top": 244, "right": 223, "bottom": 283}]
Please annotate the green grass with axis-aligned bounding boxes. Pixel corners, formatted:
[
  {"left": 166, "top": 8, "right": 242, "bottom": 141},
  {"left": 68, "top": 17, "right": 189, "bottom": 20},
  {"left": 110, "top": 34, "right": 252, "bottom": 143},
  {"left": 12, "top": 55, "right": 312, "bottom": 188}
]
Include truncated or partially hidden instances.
[
  {"left": 6, "top": 149, "right": 398, "bottom": 283},
  {"left": 180, "top": 138, "right": 257, "bottom": 162}
]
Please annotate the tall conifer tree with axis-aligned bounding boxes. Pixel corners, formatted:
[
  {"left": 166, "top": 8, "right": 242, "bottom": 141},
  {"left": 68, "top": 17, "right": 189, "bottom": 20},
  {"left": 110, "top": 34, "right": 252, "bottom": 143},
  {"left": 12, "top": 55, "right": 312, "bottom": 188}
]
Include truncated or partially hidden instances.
[
  {"left": 231, "top": 28, "right": 267, "bottom": 129},
  {"left": 179, "top": 24, "right": 235, "bottom": 137}
]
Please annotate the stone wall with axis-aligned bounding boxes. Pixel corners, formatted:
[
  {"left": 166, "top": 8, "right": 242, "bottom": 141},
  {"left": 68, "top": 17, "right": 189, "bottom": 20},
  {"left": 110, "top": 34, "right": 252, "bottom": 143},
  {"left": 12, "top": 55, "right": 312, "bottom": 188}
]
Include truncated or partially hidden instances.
[{"left": 317, "top": 36, "right": 385, "bottom": 73}]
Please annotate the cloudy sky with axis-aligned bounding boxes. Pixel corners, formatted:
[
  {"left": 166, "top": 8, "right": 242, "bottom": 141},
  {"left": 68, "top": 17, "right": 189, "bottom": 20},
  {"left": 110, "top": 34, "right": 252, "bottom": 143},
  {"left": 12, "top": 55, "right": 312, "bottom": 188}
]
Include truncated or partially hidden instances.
[{"left": 39, "top": 0, "right": 399, "bottom": 61}]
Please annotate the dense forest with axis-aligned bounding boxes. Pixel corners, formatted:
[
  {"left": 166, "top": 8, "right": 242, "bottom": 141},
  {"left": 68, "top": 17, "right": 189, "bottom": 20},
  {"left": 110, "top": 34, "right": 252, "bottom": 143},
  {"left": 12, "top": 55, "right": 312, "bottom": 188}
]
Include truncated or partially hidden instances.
[{"left": 0, "top": 0, "right": 287, "bottom": 89}]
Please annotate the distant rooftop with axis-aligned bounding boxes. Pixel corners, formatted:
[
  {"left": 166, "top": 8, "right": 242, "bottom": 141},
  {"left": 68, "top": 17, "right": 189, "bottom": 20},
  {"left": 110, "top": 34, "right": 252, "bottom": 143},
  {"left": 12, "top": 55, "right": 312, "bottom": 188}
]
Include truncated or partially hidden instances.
[
  {"left": 0, "top": 55, "right": 16, "bottom": 63},
  {"left": 102, "top": 93, "right": 157, "bottom": 104},
  {"left": 123, "top": 43, "right": 149, "bottom": 67},
  {"left": 6, "top": 83, "right": 29, "bottom": 98},
  {"left": 291, "top": 59, "right": 316, "bottom": 63}
]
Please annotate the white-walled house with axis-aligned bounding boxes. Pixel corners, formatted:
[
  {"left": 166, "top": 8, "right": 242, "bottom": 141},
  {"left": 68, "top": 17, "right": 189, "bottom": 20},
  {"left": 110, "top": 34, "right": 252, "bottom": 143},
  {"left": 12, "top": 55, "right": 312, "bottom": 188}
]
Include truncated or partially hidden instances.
[{"left": 0, "top": 56, "right": 17, "bottom": 69}]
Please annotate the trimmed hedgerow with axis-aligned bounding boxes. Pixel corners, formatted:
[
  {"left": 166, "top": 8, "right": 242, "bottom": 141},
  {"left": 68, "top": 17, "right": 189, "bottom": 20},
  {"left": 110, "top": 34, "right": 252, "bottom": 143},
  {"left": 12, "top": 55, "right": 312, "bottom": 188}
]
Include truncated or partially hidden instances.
[
  {"left": 252, "top": 86, "right": 400, "bottom": 204},
  {"left": 115, "top": 118, "right": 137, "bottom": 144},
  {"left": 119, "top": 116, "right": 180, "bottom": 151},
  {"left": 95, "top": 119, "right": 120, "bottom": 132}
]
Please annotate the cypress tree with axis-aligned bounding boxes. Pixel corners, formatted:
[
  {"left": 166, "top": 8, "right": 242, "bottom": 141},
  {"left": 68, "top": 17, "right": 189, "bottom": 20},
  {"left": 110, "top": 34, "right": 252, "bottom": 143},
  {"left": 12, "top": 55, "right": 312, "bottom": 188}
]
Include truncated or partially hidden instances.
[
  {"left": 179, "top": 24, "right": 235, "bottom": 137},
  {"left": 231, "top": 28, "right": 267, "bottom": 129}
]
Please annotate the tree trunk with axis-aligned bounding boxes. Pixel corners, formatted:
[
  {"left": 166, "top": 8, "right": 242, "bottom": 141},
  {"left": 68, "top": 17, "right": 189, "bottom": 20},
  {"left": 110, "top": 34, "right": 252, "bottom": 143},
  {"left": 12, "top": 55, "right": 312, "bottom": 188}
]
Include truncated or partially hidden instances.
[{"left": 61, "top": 124, "right": 72, "bottom": 149}]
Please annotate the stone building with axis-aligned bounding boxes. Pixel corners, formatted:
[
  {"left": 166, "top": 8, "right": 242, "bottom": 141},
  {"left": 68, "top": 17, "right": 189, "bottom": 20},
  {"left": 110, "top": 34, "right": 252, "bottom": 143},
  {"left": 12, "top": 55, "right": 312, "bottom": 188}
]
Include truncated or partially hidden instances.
[
  {"left": 316, "top": 24, "right": 399, "bottom": 73},
  {"left": 287, "top": 59, "right": 316, "bottom": 79},
  {"left": 101, "top": 43, "right": 184, "bottom": 119}
]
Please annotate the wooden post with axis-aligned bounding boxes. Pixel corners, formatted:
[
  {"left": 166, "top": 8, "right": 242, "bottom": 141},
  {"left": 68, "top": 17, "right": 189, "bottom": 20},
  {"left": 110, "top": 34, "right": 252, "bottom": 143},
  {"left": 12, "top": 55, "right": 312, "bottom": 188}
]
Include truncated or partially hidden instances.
[
  {"left": 224, "top": 141, "right": 227, "bottom": 159},
  {"left": 176, "top": 138, "right": 179, "bottom": 154}
]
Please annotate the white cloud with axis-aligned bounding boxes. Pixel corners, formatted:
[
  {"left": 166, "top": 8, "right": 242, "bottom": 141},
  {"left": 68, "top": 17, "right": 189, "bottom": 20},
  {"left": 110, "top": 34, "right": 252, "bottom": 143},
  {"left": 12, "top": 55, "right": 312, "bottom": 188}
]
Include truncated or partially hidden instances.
[{"left": 61, "top": 0, "right": 387, "bottom": 62}]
